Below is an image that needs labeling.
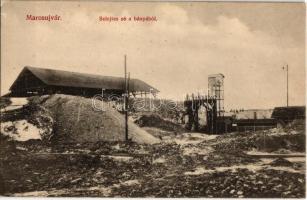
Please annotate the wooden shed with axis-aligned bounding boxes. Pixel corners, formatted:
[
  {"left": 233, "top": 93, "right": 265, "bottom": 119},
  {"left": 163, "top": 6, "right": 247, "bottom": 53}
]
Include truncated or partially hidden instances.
[{"left": 9, "top": 66, "right": 159, "bottom": 97}]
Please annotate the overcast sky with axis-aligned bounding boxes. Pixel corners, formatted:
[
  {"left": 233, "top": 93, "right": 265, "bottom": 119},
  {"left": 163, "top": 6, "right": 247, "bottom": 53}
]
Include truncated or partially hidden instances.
[{"left": 1, "top": 1, "right": 305, "bottom": 109}]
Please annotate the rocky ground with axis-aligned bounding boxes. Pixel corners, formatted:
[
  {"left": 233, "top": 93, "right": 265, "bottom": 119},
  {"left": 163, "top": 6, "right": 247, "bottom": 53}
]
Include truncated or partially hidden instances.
[
  {"left": 0, "top": 96, "right": 305, "bottom": 197},
  {"left": 0, "top": 123, "right": 305, "bottom": 197}
]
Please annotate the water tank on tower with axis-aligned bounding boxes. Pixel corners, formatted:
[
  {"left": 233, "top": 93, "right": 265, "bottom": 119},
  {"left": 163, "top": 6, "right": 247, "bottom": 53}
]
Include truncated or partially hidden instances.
[{"left": 208, "top": 73, "right": 225, "bottom": 117}]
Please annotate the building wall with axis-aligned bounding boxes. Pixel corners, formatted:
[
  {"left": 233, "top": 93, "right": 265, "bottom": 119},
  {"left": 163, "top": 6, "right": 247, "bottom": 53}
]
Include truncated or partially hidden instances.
[{"left": 11, "top": 70, "right": 47, "bottom": 96}]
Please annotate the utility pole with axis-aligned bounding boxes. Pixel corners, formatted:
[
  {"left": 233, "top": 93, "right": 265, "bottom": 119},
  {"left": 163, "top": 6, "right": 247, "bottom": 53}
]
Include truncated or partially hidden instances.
[
  {"left": 286, "top": 64, "right": 289, "bottom": 107},
  {"left": 283, "top": 65, "right": 289, "bottom": 107},
  {"left": 124, "top": 55, "right": 128, "bottom": 141}
]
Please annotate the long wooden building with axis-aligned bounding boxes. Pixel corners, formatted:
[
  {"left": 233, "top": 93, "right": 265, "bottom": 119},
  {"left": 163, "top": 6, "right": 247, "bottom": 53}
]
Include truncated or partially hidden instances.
[{"left": 8, "top": 66, "right": 159, "bottom": 97}]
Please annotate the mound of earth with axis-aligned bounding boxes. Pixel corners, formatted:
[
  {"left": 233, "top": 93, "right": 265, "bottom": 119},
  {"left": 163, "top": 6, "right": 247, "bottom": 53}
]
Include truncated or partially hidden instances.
[
  {"left": 270, "top": 158, "right": 294, "bottom": 167},
  {"left": 1, "top": 95, "right": 160, "bottom": 144},
  {"left": 134, "top": 114, "right": 185, "bottom": 133},
  {"left": 35, "top": 94, "right": 160, "bottom": 144}
]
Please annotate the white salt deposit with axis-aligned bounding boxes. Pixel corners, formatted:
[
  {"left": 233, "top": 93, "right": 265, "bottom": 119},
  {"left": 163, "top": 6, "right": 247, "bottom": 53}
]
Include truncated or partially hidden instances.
[
  {"left": 121, "top": 179, "right": 140, "bottom": 186},
  {"left": 1, "top": 120, "right": 42, "bottom": 141},
  {"left": 107, "top": 155, "right": 133, "bottom": 162},
  {"left": 185, "top": 159, "right": 304, "bottom": 176},
  {"left": 267, "top": 128, "right": 299, "bottom": 136},
  {"left": 246, "top": 150, "right": 276, "bottom": 156},
  {"left": 13, "top": 191, "right": 50, "bottom": 197},
  {"left": 13, "top": 186, "right": 112, "bottom": 197},
  {"left": 153, "top": 157, "right": 166, "bottom": 164},
  {"left": 184, "top": 167, "right": 211, "bottom": 175},
  {"left": 246, "top": 149, "right": 305, "bottom": 157},
  {"left": 173, "top": 133, "right": 218, "bottom": 146},
  {"left": 286, "top": 157, "right": 305, "bottom": 163},
  {"left": 184, "top": 164, "right": 264, "bottom": 176},
  {"left": 183, "top": 133, "right": 218, "bottom": 141},
  {"left": 0, "top": 98, "right": 28, "bottom": 112},
  {"left": 112, "top": 179, "right": 140, "bottom": 188},
  {"left": 10, "top": 98, "right": 29, "bottom": 105}
]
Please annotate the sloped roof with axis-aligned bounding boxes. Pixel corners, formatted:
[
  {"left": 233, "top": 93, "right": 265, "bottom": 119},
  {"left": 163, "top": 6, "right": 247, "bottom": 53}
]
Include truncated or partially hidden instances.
[
  {"left": 11, "top": 66, "right": 159, "bottom": 93},
  {"left": 272, "top": 106, "right": 305, "bottom": 120}
]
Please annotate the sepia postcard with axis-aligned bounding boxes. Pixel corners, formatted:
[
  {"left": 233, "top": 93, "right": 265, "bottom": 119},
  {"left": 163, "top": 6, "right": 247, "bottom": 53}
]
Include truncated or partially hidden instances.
[{"left": 0, "top": 0, "right": 306, "bottom": 198}]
